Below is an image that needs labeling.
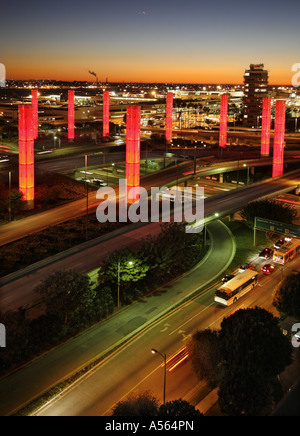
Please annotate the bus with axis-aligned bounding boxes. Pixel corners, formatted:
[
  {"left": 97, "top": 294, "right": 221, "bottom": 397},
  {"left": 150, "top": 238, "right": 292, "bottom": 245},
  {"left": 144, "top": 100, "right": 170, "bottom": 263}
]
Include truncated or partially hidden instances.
[
  {"left": 273, "top": 239, "right": 300, "bottom": 265},
  {"left": 214, "top": 270, "right": 259, "bottom": 306}
]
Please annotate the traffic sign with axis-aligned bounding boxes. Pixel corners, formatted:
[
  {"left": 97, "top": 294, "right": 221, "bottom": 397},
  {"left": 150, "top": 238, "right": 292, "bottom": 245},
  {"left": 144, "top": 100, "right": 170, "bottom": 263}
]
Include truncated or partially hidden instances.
[{"left": 253, "top": 217, "right": 300, "bottom": 245}]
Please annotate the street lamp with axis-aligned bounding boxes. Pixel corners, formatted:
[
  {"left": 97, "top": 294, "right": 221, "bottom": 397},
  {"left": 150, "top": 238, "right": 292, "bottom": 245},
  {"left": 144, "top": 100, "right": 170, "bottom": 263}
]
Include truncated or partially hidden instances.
[
  {"left": 117, "top": 260, "right": 134, "bottom": 309},
  {"left": 243, "top": 164, "right": 250, "bottom": 185},
  {"left": 8, "top": 171, "right": 11, "bottom": 222},
  {"left": 151, "top": 348, "right": 167, "bottom": 404},
  {"left": 85, "top": 154, "right": 89, "bottom": 241}
]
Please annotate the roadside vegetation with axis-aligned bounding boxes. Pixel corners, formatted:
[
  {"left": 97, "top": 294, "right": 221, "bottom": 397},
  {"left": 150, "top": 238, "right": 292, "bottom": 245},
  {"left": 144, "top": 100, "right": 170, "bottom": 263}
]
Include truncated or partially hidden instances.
[
  {"left": 0, "top": 223, "right": 205, "bottom": 377},
  {"left": 187, "top": 307, "right": 293, "bottom": 416}
]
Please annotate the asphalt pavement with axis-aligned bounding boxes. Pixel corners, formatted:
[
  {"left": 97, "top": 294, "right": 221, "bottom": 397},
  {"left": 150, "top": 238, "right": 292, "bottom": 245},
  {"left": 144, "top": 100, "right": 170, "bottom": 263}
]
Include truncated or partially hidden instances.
[{"left": 0, "top": 219, "right": 235, "bottom": 416}]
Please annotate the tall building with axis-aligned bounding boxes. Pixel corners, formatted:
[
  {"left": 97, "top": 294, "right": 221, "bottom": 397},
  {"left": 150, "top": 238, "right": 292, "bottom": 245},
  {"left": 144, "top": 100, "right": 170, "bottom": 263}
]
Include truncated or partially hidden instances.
[{"left": 243, "top": 64, "right": 269, "bottom": 127}]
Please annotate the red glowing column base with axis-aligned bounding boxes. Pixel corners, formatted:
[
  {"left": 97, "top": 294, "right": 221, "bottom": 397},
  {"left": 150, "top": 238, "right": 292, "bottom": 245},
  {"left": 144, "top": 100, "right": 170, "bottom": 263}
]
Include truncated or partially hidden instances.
[
  {"left": 68, "top": 90, "right": 75, "bottom": 140},
  {"left": 32, "top": 89, "right": 39, "bottom": 139},
  {"left": 272, "top": 100, "right": 286, "bottom": 178},
  {"left": 103, "top": 91, "right": 110, "bottom": 137},
  {"left": 19, "top": 104, "right": 35, "bottom": 209},
  {"left": 166, "top": 92, "right": 173, "bottom": 142},
  {"left": 126, "top": 106, "right": 141, "bottom": 204},
  {"left": 219, "top": 94, "right": 228, "bottom": 149},
  {"left": 261, "top": 97, "right": 272, "bottom": 157}
]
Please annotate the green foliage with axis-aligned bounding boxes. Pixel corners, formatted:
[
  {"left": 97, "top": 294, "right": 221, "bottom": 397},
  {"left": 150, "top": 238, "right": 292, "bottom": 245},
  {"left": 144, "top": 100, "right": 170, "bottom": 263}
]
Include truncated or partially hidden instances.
[
  {"left": 218, "top": 370, "right": 272, "bottom": 416},
  {"left": 111, "top": 392, "right": 201, "bottom": 417},
  {"left": 112, "top": 391, "right": 160, "bottom": 416},
  {"left": 0, "top": 216, "right": 122, "bottom": 278},
  {"left": 0, "top": 187, "right": 23, "bottom": 218},
  {"left": 273, "top": 272, "right": 300, "bottom": 318},
  {"left": 187, "top": 329, "right": 221, "bottom": 387},
  {"left": 189, "top": 307, "right": 293, "bottom": 416},
  {"left": 219, "top": 307, "right": 292, "bottom": 382},
  {"left": 218, "top": 307, "right": 292, "bottom": 415},
  {"left": 98, "top": 222, "right": 203, "bottom": 306},
  {"left": 158, "top": 399, "right": 203, "bottom": 416},
  {"left": 240, "top": 199, "right": 297, "bottom": 228},
  {"left": 35, "top": 270, "right": 95, "bottom": 325},
  {"left": 0, "top": 271, "right": 117, "bottom": 376}
]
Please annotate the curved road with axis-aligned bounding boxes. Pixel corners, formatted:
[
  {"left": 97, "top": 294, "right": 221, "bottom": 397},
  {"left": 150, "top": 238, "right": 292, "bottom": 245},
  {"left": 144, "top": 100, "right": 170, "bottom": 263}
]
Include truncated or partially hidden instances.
[
  {"left": 0, "top": 162, "right": 299, "bottom": 247},
  {"left": 0, "top": 219, "right": 235, "bottom": 416}
]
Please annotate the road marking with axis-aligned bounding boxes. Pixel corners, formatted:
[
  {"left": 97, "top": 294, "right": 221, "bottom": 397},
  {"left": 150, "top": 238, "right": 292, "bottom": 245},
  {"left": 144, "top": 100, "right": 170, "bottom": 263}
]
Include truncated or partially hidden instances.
[{"left": 168, "top": 302, "right": 215, "bottom": 336}]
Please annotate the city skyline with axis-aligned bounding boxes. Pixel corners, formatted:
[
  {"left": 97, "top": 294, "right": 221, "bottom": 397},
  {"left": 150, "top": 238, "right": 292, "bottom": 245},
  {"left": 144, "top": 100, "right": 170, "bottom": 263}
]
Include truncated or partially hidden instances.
[{"left": 1, "top": 0, "right": 299, "bottom": 85}]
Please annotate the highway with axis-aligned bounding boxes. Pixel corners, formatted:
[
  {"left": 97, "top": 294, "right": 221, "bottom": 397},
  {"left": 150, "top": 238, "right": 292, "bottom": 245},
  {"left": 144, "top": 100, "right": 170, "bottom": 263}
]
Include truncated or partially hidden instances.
[
  {"left": 0, "top": 168, "right": 299, "bottom": 312},
  {"left": 144, "top": 126, "right": 300, "bottom": 145},
  {"left": 0, "top": 219, "right": 235, "bottom": 416},
  {"left": 0, "top": 158, "right": 299, "bottom": 247},
  {"left": 34, "top": 250, "right": 300, "bottom": 416}
]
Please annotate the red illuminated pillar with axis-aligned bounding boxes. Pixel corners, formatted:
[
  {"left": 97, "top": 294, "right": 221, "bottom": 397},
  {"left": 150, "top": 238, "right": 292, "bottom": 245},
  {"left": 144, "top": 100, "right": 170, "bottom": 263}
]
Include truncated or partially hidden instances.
[
  {"left": 261, "top": 97, "right": 272, "bottom": 157},
  {"left": 126, "top": 106, "right": 141, "bottom": 204},
  {"left": 19, "top": 104, "right": 35, "bottom": 209},
  {"left": 31, "top": 89, "right": 39, "bottom": 139},
  {"left": 103, "top": 91, "right": 110, "bottom": 137},
  {"left": 272, "top": 100, "right": 286, "bottom": 178},
  {"left": 219, "top": 94, "right": 228, "bottom": 149},
  {"left": 166, "top": 92, "right": 173, "bottom": 142},
  {"left": 68, "top": 90, "right": 75, "bottom": 140}
]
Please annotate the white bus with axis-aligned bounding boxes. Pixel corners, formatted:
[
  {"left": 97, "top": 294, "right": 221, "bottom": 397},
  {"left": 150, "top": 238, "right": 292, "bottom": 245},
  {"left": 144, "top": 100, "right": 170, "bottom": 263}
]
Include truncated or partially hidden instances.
[{"left": 214, "top": 270, "right": 259, "bottom": 306}]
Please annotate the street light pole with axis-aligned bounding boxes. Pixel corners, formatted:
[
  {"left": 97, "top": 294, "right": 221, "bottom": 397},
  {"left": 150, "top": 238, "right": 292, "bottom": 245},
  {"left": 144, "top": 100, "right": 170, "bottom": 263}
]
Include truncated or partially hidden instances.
[
  {"left": 117, "top": 260, "right": 120, "bottom": 309},
  {"left": 151, "top": 348, "right": 167, "bottom": 404},
  {"left": 85, "top": 154, "right": 89, "bottom": 241},
  {"left": 117, "top": 260, "right": 133, "bottom": 309},
  {"left": 8, "top": 171, "right": 11, "bottom": 222}
]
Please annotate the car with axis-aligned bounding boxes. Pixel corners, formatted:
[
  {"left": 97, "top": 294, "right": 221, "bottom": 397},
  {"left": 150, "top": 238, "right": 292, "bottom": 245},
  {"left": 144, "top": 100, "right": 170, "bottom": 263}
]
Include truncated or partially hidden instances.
[
  {"left": 261, "top": 264, "right": 275, "bottom": 275},
  {"left": 259, "top": 248, "right": 273, "bottom": 259},
  {"left": 221, "top": 274, "right": 235, "bottom": 283},
  {"left": 274, "top": 239, "right": 285, "bottom": 249},
  {"left": 239, "top": 263, "right": 256, "bottom": 272},
  {"left": 92, "top": 179, "right": 107, "bottom": 186}
]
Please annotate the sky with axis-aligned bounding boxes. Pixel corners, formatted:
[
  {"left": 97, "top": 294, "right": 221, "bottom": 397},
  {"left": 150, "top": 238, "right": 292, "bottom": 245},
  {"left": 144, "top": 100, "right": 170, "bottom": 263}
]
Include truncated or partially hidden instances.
[{"left": 0, "top": 0, "right": 299, "bottom": 84}]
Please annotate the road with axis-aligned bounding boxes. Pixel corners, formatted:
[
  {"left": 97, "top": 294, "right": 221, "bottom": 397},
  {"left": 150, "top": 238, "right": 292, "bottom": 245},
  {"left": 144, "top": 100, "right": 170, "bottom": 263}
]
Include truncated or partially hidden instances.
[
  {"left": 0, "top": 221, "right": 165, "bottom": 311},
  {"left": 0, "top": 219, "right": 235, "bottom": 416},
  {"left": 1, "top": 167, "right": 299, "bottom": 312},
  {"left": 0, "top": 165, "right": 299, "bottom": 312},
  {"left": 35, "top": 252, "right": 300, "bottom": 416},
  {"left": 145, "top": 126, "right": 300, "bottom": 145},
  {"left": 0, "top": 160, "right": 299, "bottom": 247}
]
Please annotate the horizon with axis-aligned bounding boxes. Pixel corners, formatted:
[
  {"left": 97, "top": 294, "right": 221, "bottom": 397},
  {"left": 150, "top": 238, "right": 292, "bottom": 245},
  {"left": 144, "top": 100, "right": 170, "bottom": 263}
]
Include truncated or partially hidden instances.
[
  {"left": 1, "top": 0, "right": 299, "bottom": 87},
  {"left": 3, "top": 77, "right": 296, "bottom": 87}
]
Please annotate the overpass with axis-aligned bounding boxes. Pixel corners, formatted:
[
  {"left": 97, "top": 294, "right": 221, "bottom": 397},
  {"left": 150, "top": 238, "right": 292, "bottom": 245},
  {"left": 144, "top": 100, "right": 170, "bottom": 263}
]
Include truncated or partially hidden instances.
[{"left": 0, "top": 157, "right": 299, "bottom": 247}]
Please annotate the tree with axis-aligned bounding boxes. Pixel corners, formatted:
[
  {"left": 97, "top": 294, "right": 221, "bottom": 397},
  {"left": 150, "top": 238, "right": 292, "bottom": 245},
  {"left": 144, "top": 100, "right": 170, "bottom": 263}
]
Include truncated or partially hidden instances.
[
  {"left": 220, "top": 307, "right": 292, "bottom": 382},
  {"left": 158, "top": 399, "right": 203, "bottom": 416},
  {"left": 187, "top": 329, "right": 221, "bottom": 386},
  {"left": 112, "top": 391, "right": 159, "bottom": 416},
  {"left": 98, "top": 249, "right": 150, "bottom": 305},
  {"left": 0, "top": 187, "right": 22, "bottom": 218},
  {"left": 35, "top": 270, "right": 95, "bottom": 325},
  {"left": 218, "top": 307, "right": 293, "bottom": 415},
  {"left": 273, "top": 272, "right": 300, "bottom": 318},
  {"left": 218, "top": 369, "right": 272, "bottom": 416},
  {"left": 240, "top": 199, "right": 297, "bottom": 228},
  {"left": 7, "top": 190, "right": 23, "bottom": 218}
]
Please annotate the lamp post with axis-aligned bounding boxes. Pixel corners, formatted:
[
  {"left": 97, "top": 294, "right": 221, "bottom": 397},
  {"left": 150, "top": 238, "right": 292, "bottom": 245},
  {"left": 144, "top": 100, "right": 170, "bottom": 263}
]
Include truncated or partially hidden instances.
[
  {"left": 151, "top": 348, "right": 167, "bottom": 404},
  {"left": 243, "top": 164, "right": 250, "bottom": 185},
  {"left": 117, "top": 260, "right": 133, "bottom": 308},
  {"left": 8, "top": 171, "right": 11, "bottom": 222},
  {"left": 85, "top": 154, "right": 89, "bottom": 241}
]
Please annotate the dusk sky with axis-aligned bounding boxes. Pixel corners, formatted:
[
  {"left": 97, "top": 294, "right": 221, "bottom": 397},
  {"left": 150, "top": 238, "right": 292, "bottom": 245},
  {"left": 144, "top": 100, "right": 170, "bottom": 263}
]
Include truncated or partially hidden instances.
[{"left": 1, "top": 0, "right": 299, "bottom": 84}]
